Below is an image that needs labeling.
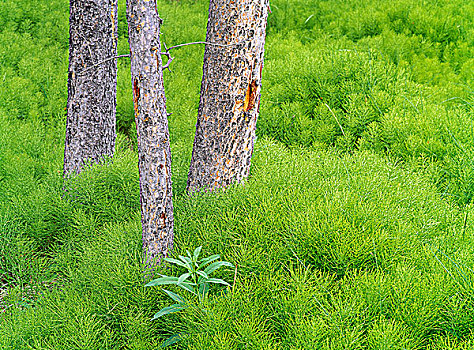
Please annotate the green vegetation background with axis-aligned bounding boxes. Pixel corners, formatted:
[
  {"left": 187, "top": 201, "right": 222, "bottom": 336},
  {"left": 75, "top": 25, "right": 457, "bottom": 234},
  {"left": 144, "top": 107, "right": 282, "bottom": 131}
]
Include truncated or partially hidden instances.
[{"left": 0, "top": 0, "right": 473, "bottom": 348}]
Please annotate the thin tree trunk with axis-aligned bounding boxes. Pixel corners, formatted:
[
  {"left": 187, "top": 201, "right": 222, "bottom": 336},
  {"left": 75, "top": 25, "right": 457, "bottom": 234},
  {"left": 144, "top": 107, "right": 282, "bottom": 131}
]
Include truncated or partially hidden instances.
[
  {"left": 187, "top": 0, "right": 269, "bottom": 194},
  {"left": 64, "top": 0, "right": 118, "bottom": 177},
  {"left": 126, "top": 0, "right": 174, "bottom": 268}
]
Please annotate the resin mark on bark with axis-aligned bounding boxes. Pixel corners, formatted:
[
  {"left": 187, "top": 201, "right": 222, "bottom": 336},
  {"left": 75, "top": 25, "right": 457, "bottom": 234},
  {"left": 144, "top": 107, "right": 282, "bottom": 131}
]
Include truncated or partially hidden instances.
[
  {"left": 111, "top": 3, "right": 116, "bottom": 42},
  {"left": 160, "top": 212, "right": 166, "bottom": 229},
  {"left": 244, "top": 79, "right": 258, "bottom": 112},
  {"left": 133, "top": 78, "right": 140, "bottom": 115}
]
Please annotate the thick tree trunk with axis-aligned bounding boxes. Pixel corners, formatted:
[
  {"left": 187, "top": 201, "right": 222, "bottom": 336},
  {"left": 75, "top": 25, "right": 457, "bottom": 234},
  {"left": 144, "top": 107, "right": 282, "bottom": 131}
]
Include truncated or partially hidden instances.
[
  {"left": 64, "top": 0, "right": 118, "bottom": 177},
  {"left": 187, "top": 0, "right": 269, "bottom": 194},
  {"left": 126, "top": 0, "right": 174, "bottom": 268}
]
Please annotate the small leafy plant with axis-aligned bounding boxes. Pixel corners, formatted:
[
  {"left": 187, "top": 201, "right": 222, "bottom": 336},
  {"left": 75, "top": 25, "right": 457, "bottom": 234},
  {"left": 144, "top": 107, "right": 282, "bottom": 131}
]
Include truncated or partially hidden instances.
[
  {"left": 145, "top": 247, "right": 233, "bottom": 347},
  {"left": 145, "top": 246, "right": 233, "bottom": 319}
]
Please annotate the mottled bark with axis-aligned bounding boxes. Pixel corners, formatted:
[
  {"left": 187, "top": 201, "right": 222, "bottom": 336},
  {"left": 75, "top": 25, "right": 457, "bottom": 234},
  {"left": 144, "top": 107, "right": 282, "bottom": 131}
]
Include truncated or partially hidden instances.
[
  {"left": 64, "top": 0, "right": 118, "bottom": 177},
  {"left": 126, "top": 0, "right": 174, "bottom": 268},
  {"left": 187, "top": 0, "right": 269, "bottom": 193}
]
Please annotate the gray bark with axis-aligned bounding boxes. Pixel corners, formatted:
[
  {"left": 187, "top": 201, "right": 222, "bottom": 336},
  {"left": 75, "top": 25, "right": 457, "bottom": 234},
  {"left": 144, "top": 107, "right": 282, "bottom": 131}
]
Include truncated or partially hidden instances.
[
  {"left": 64, "top": 0, "right": 118, "bottom": 177},
  {"left": 126, "top": 0, "right": 174, "bottom": 268},
  {"left": 187, "top": 0, "right": 269, "bottom": 194}
]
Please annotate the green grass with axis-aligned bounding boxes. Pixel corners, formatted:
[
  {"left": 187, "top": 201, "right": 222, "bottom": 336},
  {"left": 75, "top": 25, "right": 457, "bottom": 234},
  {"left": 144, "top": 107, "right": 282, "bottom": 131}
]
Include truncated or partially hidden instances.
[{"left": 1, "top": 0, "right": 474, "bottom": 348}]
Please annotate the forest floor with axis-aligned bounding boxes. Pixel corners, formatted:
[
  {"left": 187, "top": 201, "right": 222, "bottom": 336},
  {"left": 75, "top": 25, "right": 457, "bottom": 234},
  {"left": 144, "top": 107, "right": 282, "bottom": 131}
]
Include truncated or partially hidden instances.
[{"left": 1, "top": 0, "right": 474, "bottom": 348}]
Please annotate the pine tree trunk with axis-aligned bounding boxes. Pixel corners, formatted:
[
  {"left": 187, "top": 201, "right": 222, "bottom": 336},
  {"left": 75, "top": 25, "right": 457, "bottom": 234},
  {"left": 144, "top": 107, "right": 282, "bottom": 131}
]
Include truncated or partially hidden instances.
[
  {"left": 126, "top": 0, "right": 174, "bottom": 268},
  {"left": 64, "top": 0, "right": 118, "bottom": 177},
  {"left": 187, "top": 0, "right": 269, "bottom": 194}
]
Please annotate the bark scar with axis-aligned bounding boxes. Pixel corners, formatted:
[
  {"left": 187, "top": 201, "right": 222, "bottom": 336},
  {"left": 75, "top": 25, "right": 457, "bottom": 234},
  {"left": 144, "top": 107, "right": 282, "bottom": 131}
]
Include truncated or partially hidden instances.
[
  {"left": 159, "top": 212, "right": 166, "bottom": 229},
  {"left": 244, "top": 79, "right": 258, "bottom": 112},
  {"left": 133, "top": 78, "right": 140, "bottom": 115}
]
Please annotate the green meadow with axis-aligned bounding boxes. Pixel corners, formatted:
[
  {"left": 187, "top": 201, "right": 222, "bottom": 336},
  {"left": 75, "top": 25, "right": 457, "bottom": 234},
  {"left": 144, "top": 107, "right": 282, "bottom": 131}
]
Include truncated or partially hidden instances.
[{"left": 1, "top": 0, "right": 474, "bottom": 348}]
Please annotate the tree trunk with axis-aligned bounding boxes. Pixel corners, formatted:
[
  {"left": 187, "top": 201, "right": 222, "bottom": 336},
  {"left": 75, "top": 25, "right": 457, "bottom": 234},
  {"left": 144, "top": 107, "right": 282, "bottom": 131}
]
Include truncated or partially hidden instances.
[
  {"left": 64, "top": 0, "right": 118, "bottom": 177},
  {"left": 126, "top": 0, "right": 174, "bottom": 268},
  {"left": 187, "top": 0, "right": 269, "bottom": 194}
]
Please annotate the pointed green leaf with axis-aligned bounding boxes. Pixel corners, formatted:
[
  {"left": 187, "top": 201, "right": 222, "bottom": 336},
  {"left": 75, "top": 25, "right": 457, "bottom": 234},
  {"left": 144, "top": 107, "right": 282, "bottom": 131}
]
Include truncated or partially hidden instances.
[
  {"left": 177, "top": 255, "right": 192, "bottom": 269},
  {"left": 162, "top": 289, "right": 188, "bottom": 304},
  {"left": 161, "top": 334, "right": 183, "bottom": 348},
  {"left": 179, "top": 255, "right": 192, "bottom": 267},
  {"left": 145, "top": 276, "right": 179, "bottom": 287},
  {"left": 163, "top": 258, "right": 189, "bottom": 269},
  {"left": 186, "top": 250, "right": 193, "bottom": 260},
  {"left": 193, "top": 246, "right": 202, "bottom": 260},
  {"left": 206, "top": 278, "right": 230, "bottom": 286},
  {"left": 178, "top": 281, "right": 197, "bottom": 295},
  {"left": 199, "top": 282, "right": 210, "bottom": 296},
  {"left": 178, "top": 272, "right": 190, "bottom": 285},
  {"left": 151, "top": 304, "right": 185, "bottom": 320},
  {"left": 204, "top": 261, "right": 234, "bottom": 275},
  {"left": 180, "top": 254, "right": 191, "bottom": 263},
  {"left": 198, "top": 254, "right": 220, "bottom": 269},
  {"left": 197, "top": 270, "right": 209, "bottom": 279}
]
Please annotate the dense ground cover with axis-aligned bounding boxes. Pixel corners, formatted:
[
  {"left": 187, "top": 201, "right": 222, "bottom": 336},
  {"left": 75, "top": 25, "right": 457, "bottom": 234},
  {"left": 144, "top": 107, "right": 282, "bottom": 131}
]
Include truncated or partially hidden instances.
[{"left": 0, "top": 0, "right": 473, "bottom": 348}]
